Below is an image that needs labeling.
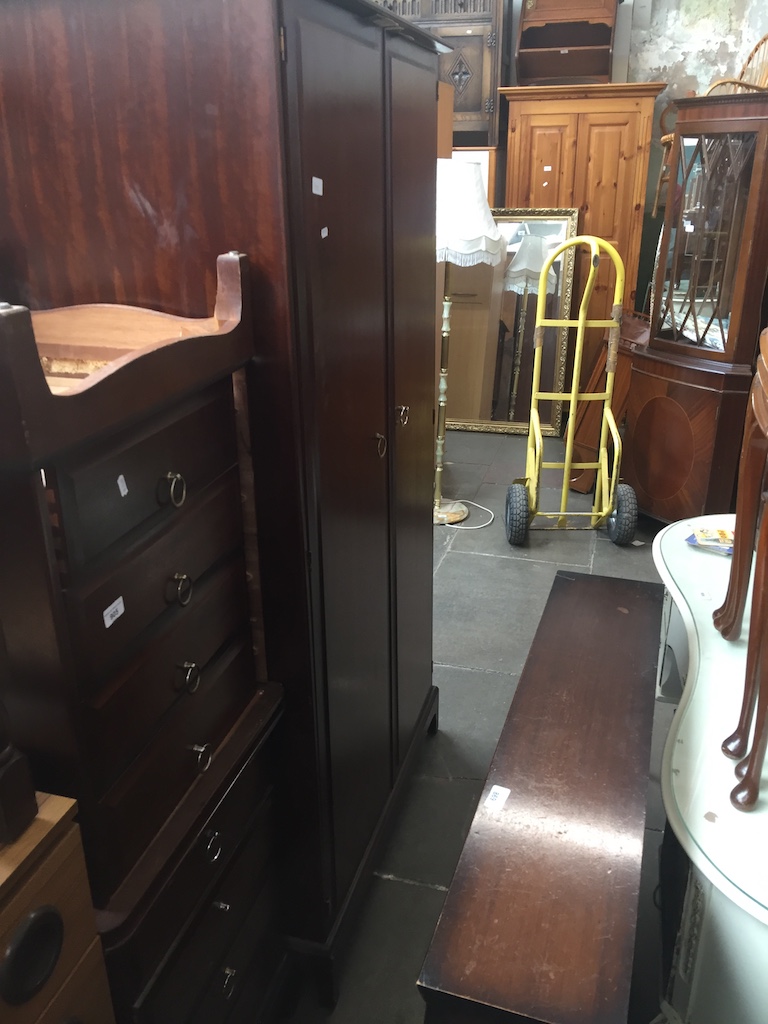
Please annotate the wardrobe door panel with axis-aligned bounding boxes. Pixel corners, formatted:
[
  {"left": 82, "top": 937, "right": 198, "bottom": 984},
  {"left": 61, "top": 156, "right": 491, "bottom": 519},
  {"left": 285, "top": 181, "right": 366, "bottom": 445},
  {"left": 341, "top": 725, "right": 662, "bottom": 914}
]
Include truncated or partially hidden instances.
[
  {"left": 286, "top": 0, "right": 392, "bottom": 903},
  {"left": 507, "top": 113, "right": 578, "bottom": 209},
  {"left": 387, "top": 38, "right": 436, "bottom": 767}
]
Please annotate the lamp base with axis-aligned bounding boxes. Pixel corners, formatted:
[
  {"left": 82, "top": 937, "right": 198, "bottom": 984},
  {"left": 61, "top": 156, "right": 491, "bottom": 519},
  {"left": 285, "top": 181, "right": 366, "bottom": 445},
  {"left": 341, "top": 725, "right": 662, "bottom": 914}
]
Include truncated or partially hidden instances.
[{"left": 434, "top": 500, "right": 469, "bottom": 525}]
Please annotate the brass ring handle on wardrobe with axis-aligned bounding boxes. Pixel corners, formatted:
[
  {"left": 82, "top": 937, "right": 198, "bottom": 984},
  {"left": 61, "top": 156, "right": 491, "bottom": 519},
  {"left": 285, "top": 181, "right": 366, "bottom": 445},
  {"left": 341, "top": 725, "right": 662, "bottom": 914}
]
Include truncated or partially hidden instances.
[
  {"left": 172, "top": 573, "right": 194, "bottom": 606},
  {"left": 396, "top": 405, "right": 410, "bottom": 426},
  {"left": 164, "top": 471, "right": 187, "bottom": 508},
  {"left": 375, "top": 432, "right": 388, "bottom": 458}
]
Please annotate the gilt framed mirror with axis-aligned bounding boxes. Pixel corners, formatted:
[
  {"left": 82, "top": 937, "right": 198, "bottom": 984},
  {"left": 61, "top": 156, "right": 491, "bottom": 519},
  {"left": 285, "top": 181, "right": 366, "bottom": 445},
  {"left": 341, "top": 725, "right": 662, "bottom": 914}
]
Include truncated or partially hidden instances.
[{"left": 446, "top": 208, "right": 578, "bottom": 436}]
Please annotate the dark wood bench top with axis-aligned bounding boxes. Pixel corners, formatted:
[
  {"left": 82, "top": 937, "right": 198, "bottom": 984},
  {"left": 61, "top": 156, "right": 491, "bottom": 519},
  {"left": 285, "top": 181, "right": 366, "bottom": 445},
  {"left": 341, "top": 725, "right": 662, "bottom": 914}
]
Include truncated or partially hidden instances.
[{"left": 418, "top": 571, "right": 664, "bottom": 1024}]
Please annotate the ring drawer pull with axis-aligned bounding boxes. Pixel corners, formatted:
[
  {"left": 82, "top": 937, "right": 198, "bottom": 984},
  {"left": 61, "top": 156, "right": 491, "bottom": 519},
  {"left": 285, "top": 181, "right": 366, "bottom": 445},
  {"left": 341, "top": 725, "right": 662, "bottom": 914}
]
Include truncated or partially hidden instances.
[
  {"left": 203, "top": 828, "right": 222, "bottom": 863},
  {"left": 178, "top": 661, "right": 202, "bottom": 694},
  {"left": 375, "top": 432, "right": 388, "bottom": 458},
  {"left": 213, "top": 901, "right": 230, "bottom": 912},
  {"left": 189, "top": 742, "right": 213, "bottom": 774},
  {"left": 0, "top": 905, "right": 64, "bottom": 1006},
  {"left": 172, "top": 573, "right": 194, "bottom": 606},
  {"left": 222, "top": 967, "right": 237, "bottom": 999},
  {"left": 396, "top": 404, "right": 410, "bottom": 426},
  {"left": 165, "top": 471, "right": 187, "bottom": 508}
]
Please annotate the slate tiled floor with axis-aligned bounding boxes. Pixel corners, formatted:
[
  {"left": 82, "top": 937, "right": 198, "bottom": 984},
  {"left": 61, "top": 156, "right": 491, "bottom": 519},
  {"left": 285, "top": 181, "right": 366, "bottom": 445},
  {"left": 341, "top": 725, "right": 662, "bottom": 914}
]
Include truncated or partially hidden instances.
[{"left": 285, "top": 431, "right": 671, "bottom": 1024}]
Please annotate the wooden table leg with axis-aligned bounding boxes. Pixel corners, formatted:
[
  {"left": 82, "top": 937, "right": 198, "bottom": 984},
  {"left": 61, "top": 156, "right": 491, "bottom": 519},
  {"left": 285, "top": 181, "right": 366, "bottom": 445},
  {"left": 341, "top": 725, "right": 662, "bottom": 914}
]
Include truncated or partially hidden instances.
[
  {"left": 730, "top": 491, "right": 768, "bottom": 809},
  {"left": 713, "top": 380, "right": 767, "bottom": 642}
]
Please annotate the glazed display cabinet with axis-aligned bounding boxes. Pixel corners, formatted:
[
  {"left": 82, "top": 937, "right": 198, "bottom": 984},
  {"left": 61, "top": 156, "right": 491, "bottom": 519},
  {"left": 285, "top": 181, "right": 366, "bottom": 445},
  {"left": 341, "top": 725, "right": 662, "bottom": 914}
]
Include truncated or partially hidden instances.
[{"left": 623, "top": 92, "right": 768, "bottom": 523}]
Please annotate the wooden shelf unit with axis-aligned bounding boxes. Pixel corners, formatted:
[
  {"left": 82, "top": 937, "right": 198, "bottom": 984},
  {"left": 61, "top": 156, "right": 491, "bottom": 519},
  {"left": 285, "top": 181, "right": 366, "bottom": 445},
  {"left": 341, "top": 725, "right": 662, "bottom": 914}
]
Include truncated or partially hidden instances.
[{"left": 516, "top": 0, "right": 618, "bottom": 85}]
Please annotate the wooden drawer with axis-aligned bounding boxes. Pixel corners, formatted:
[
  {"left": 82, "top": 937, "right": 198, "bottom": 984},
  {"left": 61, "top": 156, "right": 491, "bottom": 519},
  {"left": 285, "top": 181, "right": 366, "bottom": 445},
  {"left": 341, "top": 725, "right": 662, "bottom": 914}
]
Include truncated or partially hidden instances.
[
  {"left": 82, "top": 556, "right": 250, "bottom": 792},
  {"left": 0, "top": 826, "right": 95, "bottom": 1024},
  {"left": 137, "top": 818, "right": 273, "bottom": 1023},
  {"left": 55, "top": 382, "right": 237, "bottom": 569},
  {"left": 37, "top": 937, "right": 116, "bottom": 1024},
  {"left": 65, "top": 468, "right": 243, "bottom": 682},
  {"left": 86, "top": 639, "right": 257, "bottom": 903},
  {"left": 103, "top": 747, "right": 271, "bottom": 1001},
  {"left": 191, "top": 876, "right": 280, "bottom": 1024}
]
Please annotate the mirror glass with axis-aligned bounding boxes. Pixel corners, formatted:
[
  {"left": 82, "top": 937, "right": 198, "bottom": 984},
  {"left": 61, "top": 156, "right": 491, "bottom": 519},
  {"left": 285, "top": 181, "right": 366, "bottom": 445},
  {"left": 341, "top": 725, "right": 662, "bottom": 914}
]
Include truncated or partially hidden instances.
[{"left": 446, "top": 208, "right": 578, "bottom": 436}]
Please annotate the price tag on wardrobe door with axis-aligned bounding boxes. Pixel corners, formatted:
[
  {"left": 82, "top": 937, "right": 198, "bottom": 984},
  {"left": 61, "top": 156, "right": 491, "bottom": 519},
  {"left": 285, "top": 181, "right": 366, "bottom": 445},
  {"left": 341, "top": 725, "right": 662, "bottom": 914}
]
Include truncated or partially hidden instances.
[
  {"left": 117, "top": 474, "right": 129, "bottom": 497},
  {"left": 103, "top": 596, "right": 125, "bottom": 629}
]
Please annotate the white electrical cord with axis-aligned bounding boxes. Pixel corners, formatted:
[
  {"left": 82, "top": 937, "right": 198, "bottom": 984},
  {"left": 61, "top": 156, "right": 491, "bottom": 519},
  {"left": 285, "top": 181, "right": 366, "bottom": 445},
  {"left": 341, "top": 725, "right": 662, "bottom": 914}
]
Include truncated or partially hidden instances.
[{"left": 442, "top": 500, "right": 495, "bottom": 530}]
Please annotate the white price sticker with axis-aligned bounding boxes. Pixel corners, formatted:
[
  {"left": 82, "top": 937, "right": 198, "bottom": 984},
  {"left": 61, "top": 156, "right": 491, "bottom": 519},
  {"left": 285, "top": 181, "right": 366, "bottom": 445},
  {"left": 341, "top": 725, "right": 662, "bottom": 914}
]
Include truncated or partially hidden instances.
[
  {"left": 103, "top": 596, "right": 125, "bottom": 629},
  {"left": 484, "top": 785, "right": 511, "bottom": 810},
  {"left": 312, "top": 176, "right": 324, "bottom": 196},
  {"left": 117, "top": 473, "right": 129, "bottom": 497}
]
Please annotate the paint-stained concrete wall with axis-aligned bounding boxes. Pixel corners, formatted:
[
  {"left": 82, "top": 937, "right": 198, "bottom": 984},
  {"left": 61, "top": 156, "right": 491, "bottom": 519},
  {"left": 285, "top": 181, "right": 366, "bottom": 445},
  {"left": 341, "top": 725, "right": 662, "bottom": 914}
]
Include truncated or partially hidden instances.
[{"left": 628, "top": 0, "right": 768, "bottom": 103}]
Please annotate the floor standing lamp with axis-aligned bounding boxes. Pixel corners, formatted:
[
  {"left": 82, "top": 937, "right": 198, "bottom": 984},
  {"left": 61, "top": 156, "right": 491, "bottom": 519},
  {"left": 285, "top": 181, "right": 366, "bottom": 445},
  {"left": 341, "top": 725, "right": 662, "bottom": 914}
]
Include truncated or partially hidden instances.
[
  {"left": 504, "top": 234, "right": 556, "bottom": 420},
  {"left": 434, "top": 158, "right": 504, "bottom": 525}
]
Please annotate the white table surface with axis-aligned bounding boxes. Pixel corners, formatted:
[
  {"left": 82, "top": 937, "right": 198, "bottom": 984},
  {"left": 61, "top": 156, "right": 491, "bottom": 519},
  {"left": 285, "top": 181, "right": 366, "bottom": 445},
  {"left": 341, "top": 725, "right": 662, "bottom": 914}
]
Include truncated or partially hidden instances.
[{"left": 653, "top": 513, "right": 768, "bottom": 925}]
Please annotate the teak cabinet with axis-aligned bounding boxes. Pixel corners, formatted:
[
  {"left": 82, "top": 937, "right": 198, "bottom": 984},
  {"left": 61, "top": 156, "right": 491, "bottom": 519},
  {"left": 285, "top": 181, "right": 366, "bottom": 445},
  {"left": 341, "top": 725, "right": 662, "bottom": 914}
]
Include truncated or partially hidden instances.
[{"left": 0, "top": 0, "right": 440, "bottom": 1010}]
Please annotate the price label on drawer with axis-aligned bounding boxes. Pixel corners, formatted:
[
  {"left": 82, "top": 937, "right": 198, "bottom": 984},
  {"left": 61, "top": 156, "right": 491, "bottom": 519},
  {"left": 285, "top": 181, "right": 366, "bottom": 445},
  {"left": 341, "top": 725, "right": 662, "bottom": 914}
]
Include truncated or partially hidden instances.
[
  {"left": 116, "top": 473, "right": 129, "bottom": 497},
  {"left": 103, "top": 596, "right": 125, "bottom": 629}
]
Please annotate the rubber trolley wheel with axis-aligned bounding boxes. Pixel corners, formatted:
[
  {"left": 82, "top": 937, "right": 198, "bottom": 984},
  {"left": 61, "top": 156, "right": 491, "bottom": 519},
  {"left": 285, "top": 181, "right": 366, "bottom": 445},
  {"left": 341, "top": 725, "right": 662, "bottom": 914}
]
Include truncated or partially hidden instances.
[
  {"left": 504, "top": 483, "right": 529, "bottom": 546},
  {"left": 606, "top": 483, "right": 638, "bottom": 546}
]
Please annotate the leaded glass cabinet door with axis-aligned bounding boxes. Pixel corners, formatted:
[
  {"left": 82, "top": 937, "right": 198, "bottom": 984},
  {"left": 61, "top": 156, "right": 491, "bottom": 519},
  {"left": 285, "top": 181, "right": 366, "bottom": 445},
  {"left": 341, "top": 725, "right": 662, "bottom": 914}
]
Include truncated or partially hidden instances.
[
  {"left": 651, "top": 93, "right": 768, "bottom": 368},
  {"left": 656, "top": 131, "right": 755, "bottom": 351}
]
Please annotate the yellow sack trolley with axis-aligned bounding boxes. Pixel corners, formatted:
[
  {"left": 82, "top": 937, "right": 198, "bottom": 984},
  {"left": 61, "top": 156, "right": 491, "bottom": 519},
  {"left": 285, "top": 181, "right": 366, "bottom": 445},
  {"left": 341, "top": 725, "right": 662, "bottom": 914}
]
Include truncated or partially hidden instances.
[{"left": 504, "top": 235, "right": 638, "bottom": 547}]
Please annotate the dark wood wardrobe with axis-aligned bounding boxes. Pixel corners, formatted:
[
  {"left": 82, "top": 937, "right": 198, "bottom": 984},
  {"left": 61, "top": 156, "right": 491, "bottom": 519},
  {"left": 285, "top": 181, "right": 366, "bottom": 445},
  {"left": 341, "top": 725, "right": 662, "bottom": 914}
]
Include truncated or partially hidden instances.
[{"left": 0, "top": 0, "right": 440, "bottom": 1016}]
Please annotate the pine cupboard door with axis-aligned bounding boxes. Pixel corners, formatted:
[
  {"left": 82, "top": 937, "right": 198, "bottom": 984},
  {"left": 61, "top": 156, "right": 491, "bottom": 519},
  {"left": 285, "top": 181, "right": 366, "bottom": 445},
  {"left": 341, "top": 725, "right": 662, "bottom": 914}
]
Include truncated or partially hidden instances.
[
  {"left": 573, "top": 109, "right": 643, "bottom": 304},
  {"left": 386, "top": 35, "right": 436, "bottom": 768},
  {"left": 507, "top": 113, "right": 578, "bottom": 209},
  {"left": 280, "top": 0, "right": 392, "bottom": 905}
]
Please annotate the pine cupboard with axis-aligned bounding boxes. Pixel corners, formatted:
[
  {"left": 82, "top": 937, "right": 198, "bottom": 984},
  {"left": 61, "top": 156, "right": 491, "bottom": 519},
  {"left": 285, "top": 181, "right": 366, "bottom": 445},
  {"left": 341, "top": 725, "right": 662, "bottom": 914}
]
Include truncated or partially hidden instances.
[{"left": 500, "top": 83, "right": 664, "bottom": 383}]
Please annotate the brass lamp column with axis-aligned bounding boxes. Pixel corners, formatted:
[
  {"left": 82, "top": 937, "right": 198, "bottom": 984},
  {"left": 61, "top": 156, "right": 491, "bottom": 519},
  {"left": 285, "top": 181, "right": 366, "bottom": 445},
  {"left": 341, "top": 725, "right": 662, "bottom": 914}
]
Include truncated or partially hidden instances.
[{"left": 434, "top": 158, "right": 504, "bottom": 525}]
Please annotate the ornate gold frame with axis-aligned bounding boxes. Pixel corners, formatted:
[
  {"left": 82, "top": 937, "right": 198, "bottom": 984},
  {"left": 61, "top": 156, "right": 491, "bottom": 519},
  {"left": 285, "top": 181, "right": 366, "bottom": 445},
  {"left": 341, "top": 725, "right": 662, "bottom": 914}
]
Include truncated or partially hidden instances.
[{"left": 447, "top": 207, "right": 578, "bottom": 436}]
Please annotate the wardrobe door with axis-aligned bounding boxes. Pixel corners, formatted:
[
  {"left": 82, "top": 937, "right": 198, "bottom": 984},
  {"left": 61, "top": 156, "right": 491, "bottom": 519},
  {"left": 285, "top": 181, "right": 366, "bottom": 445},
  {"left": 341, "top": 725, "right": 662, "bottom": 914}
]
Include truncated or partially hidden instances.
[
  {"left": 386, "top": 36, "right": 437, "bottom": 768},
  {"left": 281, "top": 0, "right": 392, "bottom": 903},
  {"left": 506, "top": 112, "right": 578, "bottom": 209}
]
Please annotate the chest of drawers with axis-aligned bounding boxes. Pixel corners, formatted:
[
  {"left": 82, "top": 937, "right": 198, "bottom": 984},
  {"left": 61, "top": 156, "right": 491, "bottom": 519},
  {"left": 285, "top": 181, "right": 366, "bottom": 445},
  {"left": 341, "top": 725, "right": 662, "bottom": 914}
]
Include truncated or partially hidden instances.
[{"left": 0, "top": 254, "right": 285, "bottom": 1021}]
